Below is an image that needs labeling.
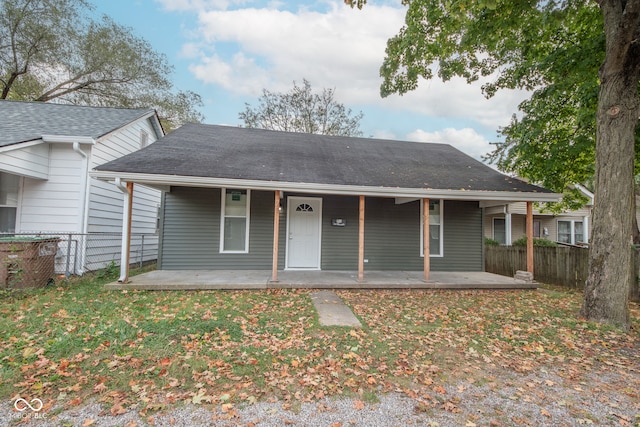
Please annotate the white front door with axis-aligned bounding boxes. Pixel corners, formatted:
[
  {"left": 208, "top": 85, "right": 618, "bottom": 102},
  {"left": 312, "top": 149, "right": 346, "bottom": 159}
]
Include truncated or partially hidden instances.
[{"left": 286, "top": 197, "right": 322, "bottom": 269}]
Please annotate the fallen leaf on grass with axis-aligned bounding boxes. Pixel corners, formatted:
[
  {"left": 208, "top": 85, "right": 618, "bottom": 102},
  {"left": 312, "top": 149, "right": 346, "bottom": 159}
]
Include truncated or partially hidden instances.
[
  {"left": 82, "top": 420, "right": 95, "bottom": 427},
  {"left": 110, "top": 403, "right": 127, "bottom": 416},
  {"left": 353, "top": 400, "right": 365, "bottom": 410},
  {"left": 93, "top": 383, "right": 107, "bottom": 393}
]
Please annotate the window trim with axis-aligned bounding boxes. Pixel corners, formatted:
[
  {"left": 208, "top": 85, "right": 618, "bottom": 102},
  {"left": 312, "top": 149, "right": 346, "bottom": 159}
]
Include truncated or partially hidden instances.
[
  {"left": 493, "top": 217, "right": 507, "bottom": 245},
  {"left": 219, "top": 188, "right": 251, "bottom": 254},
  {"left": 420, "top": 199, "right": 444, "bottom": 257},
  {"left": 0, "top": 172, "right": 21, "bottom": 233},
  {"left": 557, "top": 219, "right": 583, "bottom": 245}
]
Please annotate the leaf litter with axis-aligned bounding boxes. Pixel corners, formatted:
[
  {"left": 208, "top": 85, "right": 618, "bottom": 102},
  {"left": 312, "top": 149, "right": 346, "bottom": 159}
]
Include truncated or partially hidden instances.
[{"left": 0, "top": 284, "right": 638, "bottom": 426}]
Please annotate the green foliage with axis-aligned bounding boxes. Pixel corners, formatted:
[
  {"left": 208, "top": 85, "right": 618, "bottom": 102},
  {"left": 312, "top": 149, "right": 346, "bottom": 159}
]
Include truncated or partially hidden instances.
[
  {"left": 484, "top": 237, "right": 500, "bottom": 246},
  {"left": 239, "top": 79, "right": 364, "bottom": 136},
  {"left": 349, "top": 0, "right": 639, "bottom": 209},
  {"left": 512, "top": 237, "right": 557, "bottom": 247},
  {"left": 94, "top": 261, "right": 119, "bottom": 282},
  {"left": 0, "top": 0, "right": 203, "bottom": 130}
]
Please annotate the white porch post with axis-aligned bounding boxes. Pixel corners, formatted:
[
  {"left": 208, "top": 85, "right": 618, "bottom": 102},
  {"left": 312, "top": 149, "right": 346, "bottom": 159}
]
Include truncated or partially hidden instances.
[
  {"left": 270, "top": 190, "right": 281, "bottom": 283},
  {"left": 583, "top": 215, "right": 589, "bottom": 243},
  {"left": 505, "top": 212, "right": 512, "bottom": 246},
  {"left": 526, "top": 201, "right": 534, "bottom": 275},
  {"left": 117, "top": 181, "right": 133, "bottom": 283}
]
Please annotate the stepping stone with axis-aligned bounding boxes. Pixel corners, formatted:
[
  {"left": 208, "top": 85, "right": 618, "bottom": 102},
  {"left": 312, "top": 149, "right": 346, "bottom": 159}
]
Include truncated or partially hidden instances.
[{"left": 310, "top": 291, "right": 362, "bottom": 327}]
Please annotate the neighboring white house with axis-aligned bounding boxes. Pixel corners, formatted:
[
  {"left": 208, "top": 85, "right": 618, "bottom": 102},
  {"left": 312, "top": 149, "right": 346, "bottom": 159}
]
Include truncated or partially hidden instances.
[
  {"left": 0, "top": 100, "right": 164, "bottom": 274},
  {"left": 484, "top": 185, "right": 594, "bottom": 246}
]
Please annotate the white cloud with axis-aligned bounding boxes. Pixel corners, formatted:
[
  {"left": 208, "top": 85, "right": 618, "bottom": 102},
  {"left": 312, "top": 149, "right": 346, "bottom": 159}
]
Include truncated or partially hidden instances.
[
  {"left": 177, "top": 1, "right": 528, "bottom": 132},
  {"left": 191, "top": 3, "right": 401, "bottom": 94},
  {"left": 155, "top": 0, "right": 229, "bottom": 12},
  {"left": 179, "top": 42, "right": 202, "bottom": 59},
  {"left": 406, "top": 128, "right": 494, "bottom": 161},
  {"left": 371, "top": 129, "right": 397, "bottom": 140}
]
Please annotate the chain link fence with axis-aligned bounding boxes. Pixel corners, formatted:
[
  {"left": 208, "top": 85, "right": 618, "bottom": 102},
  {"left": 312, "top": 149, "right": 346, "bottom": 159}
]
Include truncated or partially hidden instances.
[{"left": 0, "top": 232, "right": 158, "bottom": 288}]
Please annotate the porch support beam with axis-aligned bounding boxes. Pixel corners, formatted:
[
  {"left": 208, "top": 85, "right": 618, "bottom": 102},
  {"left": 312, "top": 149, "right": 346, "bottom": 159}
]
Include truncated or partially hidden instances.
[
  {"left": 270, "top": 190, "right": 281, "bottom": 283},
  {"left": 118, "top": 181, "right": 134, "bottom": 283},
  {"left": 358, "top": 195, "right": 365, "bottom": 282},
  {"left": 423, "top": 198, "right": 430, "bottom": 282},
  {"left": 526, "top": 201, "right": 534, "bottom": 275}
]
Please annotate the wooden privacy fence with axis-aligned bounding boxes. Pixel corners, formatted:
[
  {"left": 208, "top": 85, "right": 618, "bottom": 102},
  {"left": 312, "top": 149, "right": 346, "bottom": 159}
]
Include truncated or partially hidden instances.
[{"left": 485, "top": 245, "right": 640, "bottom": 302}]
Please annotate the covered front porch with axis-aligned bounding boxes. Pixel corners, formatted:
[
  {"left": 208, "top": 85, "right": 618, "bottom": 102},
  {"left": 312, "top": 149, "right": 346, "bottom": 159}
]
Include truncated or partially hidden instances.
[{"left": 105, "top": 270, "right": 537, "bottom": 290}]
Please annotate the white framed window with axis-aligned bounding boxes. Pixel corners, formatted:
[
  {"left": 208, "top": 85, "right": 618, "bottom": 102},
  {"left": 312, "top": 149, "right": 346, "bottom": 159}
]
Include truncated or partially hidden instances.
[
  {"left": 420, "top": 199, "right": 443, "bottom": 257},
  {"left": 0, "top": 172, "right": 19, "bottom": 233},
  {"left": 533, "top": 220, "right": 541, "bottom": 238},
  {"left": 220, "top": 188, "right": 250, "bottom": 253},
  {"left": 558, "top": 220, "right": 583, "bottom": 245},
  {"left": 493, "top": 218, "right": 506, "bottom": 245}
]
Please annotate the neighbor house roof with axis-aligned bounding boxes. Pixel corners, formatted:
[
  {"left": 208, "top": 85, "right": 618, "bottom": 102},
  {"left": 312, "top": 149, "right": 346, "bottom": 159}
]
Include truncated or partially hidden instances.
[
  {"left": 0, "top": 100, "right": 163, "bottom": 148},
  {"left": 93, "top": 123, "right": 559, "bottom": 202}
]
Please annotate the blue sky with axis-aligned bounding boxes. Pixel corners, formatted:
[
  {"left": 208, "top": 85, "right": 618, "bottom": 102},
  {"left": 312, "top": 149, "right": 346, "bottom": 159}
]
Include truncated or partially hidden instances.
[{"left": 94, "top": 0, "right": 529, "bottom": 161}]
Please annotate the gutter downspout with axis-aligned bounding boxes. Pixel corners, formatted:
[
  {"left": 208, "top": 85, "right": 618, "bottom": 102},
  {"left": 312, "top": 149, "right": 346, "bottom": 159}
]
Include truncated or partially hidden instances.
[
  {"left": 115, "top": 178, "right": 133, "bottom": 283},
  {"left": 73, "top": 142, "right": 91, "bottom": 274}
]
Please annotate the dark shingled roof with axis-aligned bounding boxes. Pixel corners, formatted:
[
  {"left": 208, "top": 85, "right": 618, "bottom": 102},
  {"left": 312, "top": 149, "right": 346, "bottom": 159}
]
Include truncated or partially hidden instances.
[
  {"left": 95, "top": 123, "right": 551, "bottom": 193},
  {"left": 0, "top": 100, "right": 158, "bottom": 147}
]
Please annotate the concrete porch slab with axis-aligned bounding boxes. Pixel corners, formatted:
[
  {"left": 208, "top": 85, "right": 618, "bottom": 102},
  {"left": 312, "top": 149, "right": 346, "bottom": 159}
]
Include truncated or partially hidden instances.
[{"left": 105, "top": 270, "right": 536, "bottom": 290}]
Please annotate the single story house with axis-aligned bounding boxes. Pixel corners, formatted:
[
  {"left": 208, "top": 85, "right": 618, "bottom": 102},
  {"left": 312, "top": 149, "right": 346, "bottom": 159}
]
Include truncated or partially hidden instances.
[
  {"left": 0, "top": 100, "right": 163, "bottom": 274},
  {"left": 485, "top": 185, "right": 593, "bottom": 246},
  {"left": 91, "top": 123, "right": 561, "bottom": 283}
]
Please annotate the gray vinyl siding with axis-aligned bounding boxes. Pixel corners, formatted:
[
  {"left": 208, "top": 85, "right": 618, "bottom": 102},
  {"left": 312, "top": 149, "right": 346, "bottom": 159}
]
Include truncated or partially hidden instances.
[
  {"left": 321, "top": 196, "right": 360, "bottom": 270},
  {"left": 159, "top": 187, "right": 285, "bottom": 270},
  {"left": 319, "top": 198, "right": 483, "bottom": 271},
  {"left": 437, "top": 200, "right": 483, "bottom": 271},
  {"left": 362, "top": 198, "right": 422, "bottom": 270},
  {"left": 159, "top": 188, "right": 483, "bottom": 271}
]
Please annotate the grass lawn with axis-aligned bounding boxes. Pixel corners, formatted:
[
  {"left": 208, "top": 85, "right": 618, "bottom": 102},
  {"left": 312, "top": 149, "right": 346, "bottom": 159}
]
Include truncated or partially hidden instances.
[{"left": 1, "top": 268, "right": 638, "bottom": 420}]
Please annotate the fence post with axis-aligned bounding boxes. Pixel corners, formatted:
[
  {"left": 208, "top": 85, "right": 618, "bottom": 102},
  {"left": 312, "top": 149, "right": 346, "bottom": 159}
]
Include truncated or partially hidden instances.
[{"left": 65, "top": 234, "right": 72, "bottom": 277}]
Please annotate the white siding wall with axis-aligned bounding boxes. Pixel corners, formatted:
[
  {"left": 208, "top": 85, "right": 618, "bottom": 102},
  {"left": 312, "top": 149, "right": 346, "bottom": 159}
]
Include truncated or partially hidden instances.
[
  {"left": 0, "top": 143, "right": 50, "bottom": 179},
  {"left": 85, "top": 118, "right": 161, "bottom": 270},
  {"left": 18, "top": 144, "right": 84, "bottom": 232},
  {"left": 13, "top": 116, "right": 161, "bottom": 273}
]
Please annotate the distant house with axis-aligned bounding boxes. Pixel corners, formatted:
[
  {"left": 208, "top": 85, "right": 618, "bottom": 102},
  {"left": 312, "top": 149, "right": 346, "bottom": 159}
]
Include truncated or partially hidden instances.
[
  {"left": 92, "top": 124, "right": 561, "bottom": 283},
  {"left": 484, "top": 186, "right": 593, "bottom": 246},
  {"left": 0, "top": 100, "right": 163, "bottom": 273}
]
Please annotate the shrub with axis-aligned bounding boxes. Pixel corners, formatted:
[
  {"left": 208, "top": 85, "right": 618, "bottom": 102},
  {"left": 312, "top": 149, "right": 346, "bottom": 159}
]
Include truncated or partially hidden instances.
[
  {"left": 512, "top": 237, "right": 557, "bottom": 247},
  {"left": 484, "top": 237, "right": 501, "bottom": 246}
]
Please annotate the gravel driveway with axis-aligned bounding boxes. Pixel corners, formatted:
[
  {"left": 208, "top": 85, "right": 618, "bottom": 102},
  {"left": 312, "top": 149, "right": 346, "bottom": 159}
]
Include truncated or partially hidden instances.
[{"left": 4, "top": 366, "right": 637, "bottom": 427}]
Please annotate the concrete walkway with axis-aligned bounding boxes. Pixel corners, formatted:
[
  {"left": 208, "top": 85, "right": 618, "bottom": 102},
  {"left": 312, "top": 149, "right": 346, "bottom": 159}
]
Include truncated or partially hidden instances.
[
  {"left": 310, "top": 291, "right": 362, "bottom": 327},
  {"left": 106, "top": 270, "right": 536, "bottom": 290}
]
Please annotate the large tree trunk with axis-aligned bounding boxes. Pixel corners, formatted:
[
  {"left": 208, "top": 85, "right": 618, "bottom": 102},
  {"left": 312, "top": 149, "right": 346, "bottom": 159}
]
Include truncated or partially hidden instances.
[{"left": 581, "top": 0, "right": 640, "bottom": 330}]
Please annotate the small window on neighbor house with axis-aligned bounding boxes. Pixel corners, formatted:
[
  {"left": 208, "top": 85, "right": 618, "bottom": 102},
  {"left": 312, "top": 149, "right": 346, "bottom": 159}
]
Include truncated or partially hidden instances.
[
  {"left": 493, "top": 218, "right": 506, "bottom": 245},
  {"left": 0, "top": 172, "right": 19, "bottom": 233},
  {"left": 558, "top": 220, "right": 583, "bottom": 245},
  {"left": 574, "top": 221, "right": 584, "bottom": 243},
  {"left": 534, "top": 220, "right": 541, "bottom": 238},
  {"left": 140, "top": 130, "right": 149, "bottom": 149},
  {"left": 420, "top": 199, "right": 443, "bottom": 257},
  {"left": 220, "top": 189, "right": 250, "bottom": 253}
]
